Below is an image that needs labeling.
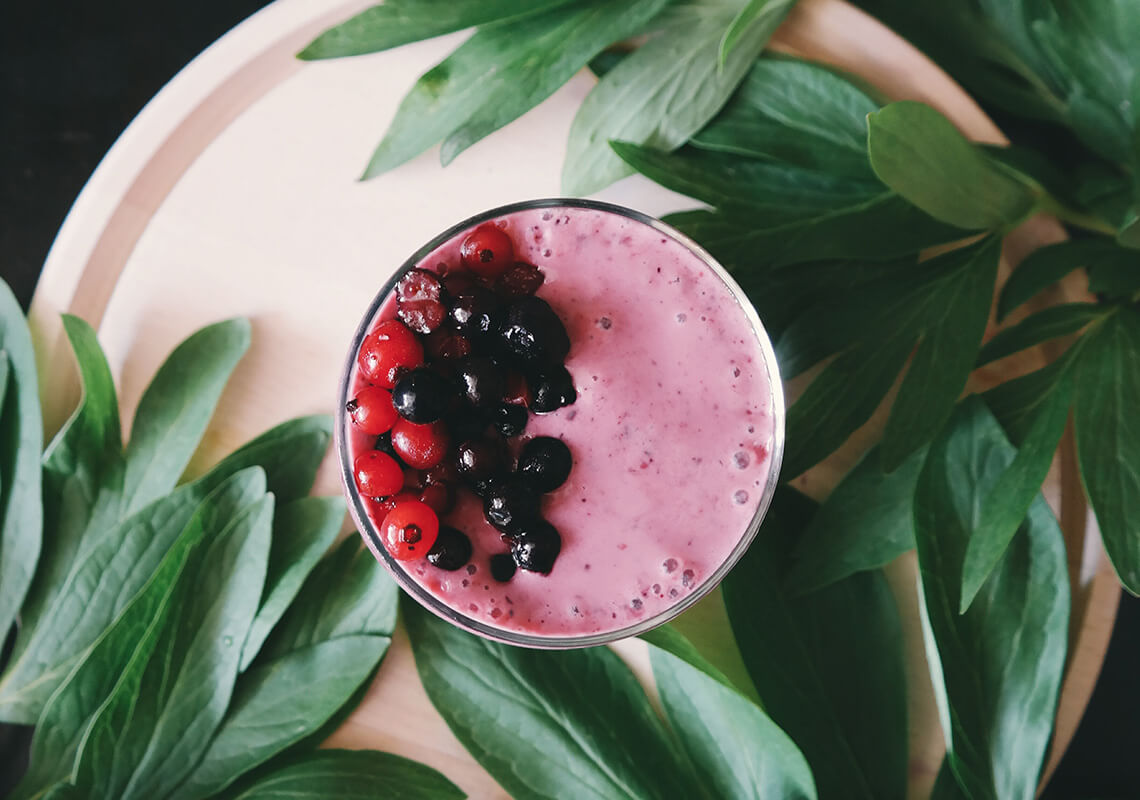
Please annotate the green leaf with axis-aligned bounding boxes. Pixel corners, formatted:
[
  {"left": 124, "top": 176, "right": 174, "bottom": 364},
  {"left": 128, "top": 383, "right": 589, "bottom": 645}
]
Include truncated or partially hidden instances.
[
  {"left": 298, "top": 0, "right": 577, "bottom": 60},
  {"left": 929, "top": 759, "right": 969, "bottom": 800},
  {"left": 647, "top": 638, "right": 817, "bottom": 800},
  {"left": 723, "top": 488, "right": 908, "bottom": 800},
  {"left": 0, "top": 417, "right": 330, "bottom": 724},
  {"left": 239, "top": 496, "right": 344, "bottom": 671},
  {"left": 1087, "top": 254, "right": 1140, "bottom": 297},
  {"left": 960, "top": 377, "right": 1072, "bottom": 612},
  {"left": 983, "top": 349, "right": 1077, "bottom": 447},
  {"left": 977, "top": 303, "right": 1105, "bottom": 366},
  {"left": 123, "top": 318, "right": 250, "bottom": 514},
  {"left": 914, "top": 398, "right": 1069, "bottom": 800},
  {"left": 563, "top": 0, "right": 789, "bottom": 196},
  {"left": 785, "top": 444, "right": 925, "bottom": 594},
  {"left": 258, "top": 537, "right": 397, "bottom": 661},
  {"left": 0, "top": 280, "right": 43, "bottom": 645},
  {"left": 403, "top": 597, "right": 699, "bottom": 800},
  {"left": 718, "top": 0, "right": 795, "bottom": 68},
  {"left": 998, "top": 240, "right": 1119, "bottom": 320},
  {"left": 1073, "top": 306, "right": 1140, "bottom": 593},
  {"left": 226, "top": 750, "right": 465, "bottom": 800},
  {"left": 1118, "top": 207, "right": 1140, "bottom": 249},
  {"left": 170, "top": 635, "right": 390, "bottom": 800},
  {"left": 637, "top": 624, "right": 735, "bottom": 690},
  {"left": 363, "top": 0, "right": 669, "bottom": 178},
  {"left": 867, "top": 101, "right": 1038, "bottom": 230}
]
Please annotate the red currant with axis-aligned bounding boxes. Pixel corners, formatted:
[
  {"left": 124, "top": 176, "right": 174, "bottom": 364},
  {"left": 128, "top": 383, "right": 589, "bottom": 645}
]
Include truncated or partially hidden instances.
[
  {"left": 347, "top": 385, "right": 399, "bottom": 435},
  {"left": 390, "top": 418, "right": 449, "bottom": 469},
  {"left": 358, "top": 320, "right": 423, "bottom": 388},
  {"left": 396, "top": 268, "right": 447, "bottom": 334},
  {"left": 495, "top": 261, "right": 545, "bottom": 298},
  {"left": 381, "top": 500, "right": 440, "bottom": 561},
  {"left": 419, "top": 482, "right": 455, "bottom": 515},
  {"left": 370, "top": 489, "right": 419, "bottom": 517},
  {"left": 353, "top": 450, "right": 404, "bottom": 498},
  {"left": 460, "top": 223, "right": 515, "bottom": 279}
]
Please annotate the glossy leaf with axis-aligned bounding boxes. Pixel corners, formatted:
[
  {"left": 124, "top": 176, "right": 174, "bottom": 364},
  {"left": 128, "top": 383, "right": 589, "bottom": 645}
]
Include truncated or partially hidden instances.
[
  {"left": 998, "top": 239, "right": 1122, "bottom": 320},
  {"left": 171, "top": 635, "right": 390, "bottom": 800},
  {"left": 914, "top": 398, "right": 1069, "bottom": 800},
  {"left": 123, "top": 318, "right": 250, "bottom": 514},
  {"left": 403, "top": 597, "right": 698, "bottom": 800},
  {"left": 785, "top": 445, "right": 925, "bottom": 594},
  {"left": 240, "top": 496, "right": 344, "bottom": 671},
  {"left": 563, "top": 0, "right": 788, "bottom": 195},
  {"left": 977, "top": 303, "right": 1105, "bottom": 366},
  {"left": 363, "top": 0, "right": 669, "bottom": 178},
  {"left": 298, "top": 0, "right": 577, "bottom": 60},
  {"left": 723, "top": 488, "right": 908, "bottom": 800},
  {"left": 227, "top": 750, "right": 464, "bottom": 800},
  {"left": 0, "top": 280, "right": 43, "bottom": 647},
  {"left": 983, "top": 348, "right": 1079, "bottom": 448},
  {"left": 638, "top": 624, "right": 735, "bottom": 690},
  {"left": 1073, "top": 306, "right": 1140, "bottom": 593},
  {"left": 868, "top": 101, "right": 1037, "bottom": 230},
  {"left": 718, "top": 0, "right": 795, "bottom": 67},
  {"left": 647, "top": 637, "right": 817, "bottom": 800},
  {"left": 1087, "top": 255, "right": 1140, "bottom": 298}
]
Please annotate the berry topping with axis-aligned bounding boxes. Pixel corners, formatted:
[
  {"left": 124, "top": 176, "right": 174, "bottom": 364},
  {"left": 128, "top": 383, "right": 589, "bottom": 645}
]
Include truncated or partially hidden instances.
[
  {"left": 456, "top": 438, "right": 510, "bottom": 490},
  {"left": 495, "top": 262, "right": 545, "bottom": 298},
  {"left": 373, "top": 430, "right": 404, "bottom": 466},
  {"left": 447, "top": 406, "right": 491, "bottom": 441},
  {"left": 510, "top": 520, "right": 562, "bottom": 574},
  {"left": 483, "top": 477, "right": 541, "bottom": 533},
  {"left": 457, "top": 357, "right": 506, "bottom": 409},
  {"left": 502, "top": 371, "right": 530, "bottom": 406},
  {"left": 396, "top": 268, "right": 448, "bottom": 334},
  {"left": 346, "top": 385, "right": 399, "bottom": 435},
  {"left": 353, "top": 450, "right": 404, "bottom": 498},
  {"left": 423, "top": 460, "right": 460, "bottom": 486},
  {"left": 449, "top": 287, "right": 504, "bottom": 337},
  {"left": 424, "top": 328, "right": 473, "bottom": 361},
  {"left": 489, "top": 553, "right": 517, "bottom": 583},
  {"left": 460, "top": 222, "right": 515, "bottom": 279},
  {"left": 527, "top": 365, "right": 577, "bottom": 414},
  {"left": 494, "top": 403, "right": 528, "bottom": 437},
  {"left": 427, "top": 526, "right": 473, "bottom": 571},
  {"left": 518, "top": 436, "right": 572, "bottom": 492},
  {"left": 358, "top": 320, "right": 424, "bottom": 388},
  {"left": 391, "top": 418, "right": 449, "bottom": 470},
  {"left": 372, "top": 489, "right": 420, "bottom": 516},
  {"left": 419, "top": 481, "right": 455, "bottom": 515},
  {"left": 500, "top": 296, "right": 570, "bottom": 364},
  {"left": 380, "top": 500, "right": 439, "bottom": 561},
  {"left": 391, "top": 367, "right": 457, "bottom": 423}
]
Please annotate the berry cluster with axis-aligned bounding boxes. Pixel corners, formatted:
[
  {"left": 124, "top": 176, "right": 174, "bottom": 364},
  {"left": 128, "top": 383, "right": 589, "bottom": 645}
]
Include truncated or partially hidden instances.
[{"left": 349, "top": 222, "right": 576, "bottom": 580}]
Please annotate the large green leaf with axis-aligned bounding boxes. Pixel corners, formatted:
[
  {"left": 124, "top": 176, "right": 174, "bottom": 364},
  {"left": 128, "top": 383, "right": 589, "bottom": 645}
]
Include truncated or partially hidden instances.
[
  {"left": 362, "top": 0, "right": 669, "bottom": 178},
  {"left": 982, "top": 344, "right": 1081, "bottom": 447},
  {"left": 298, "top": 0, "right": 577, "bottom": 60},
  {"left": 563, "top": 0, "right": 791, "bottom": 195},
  {"left": 997, "top": 239, "right": 1123, "bottom": 320},
  {"left": 723, "top": 488, "right": 908, "bottom": 800},
  {"left": 638, "top": 623, "right": 735, "bottom": 690},
  {"left": 914, "top": 398, "right": 1069, "bottom": 800},
  {"left": 170, "top": 635, "right": 390, "bottom": 800},
  {"left": 403, "top": 597, "right": 699, "bottom": 800},
  {"left": 977, "top": 303, "right": 1106, "bottom": 366},
  {"left": 0, "top": 280, "right": 43, "bottom": 645},
  {"left": 122, "top": 318, "right": 250, "bottom": 514},
  {"left": 868, "top": 101, "right": 1038, "bottom": 230},
  {"left": 226, "top": 750, "right": 464, "bottom": 800},
  {"left": 647, "top": 636, "right": 817, "bottom": 800},
  {"left": 718, "top": 0, "right": 795, "bottom": 67},
  {"left": 239, "top": 496, "right": 344, "bottom": 671},
  {"left": 1072, "top": 306, "right": 1140, "bottom": 593}
]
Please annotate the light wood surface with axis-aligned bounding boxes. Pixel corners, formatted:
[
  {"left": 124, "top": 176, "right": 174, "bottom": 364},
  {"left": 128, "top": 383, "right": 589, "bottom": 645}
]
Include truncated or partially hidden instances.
[{"left": 27, "top": 1, "right": 1118, "bottom": 798}]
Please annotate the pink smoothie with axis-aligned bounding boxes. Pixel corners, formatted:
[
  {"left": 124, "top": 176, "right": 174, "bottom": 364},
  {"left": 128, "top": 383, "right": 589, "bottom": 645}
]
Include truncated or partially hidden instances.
[{"left": 344, "top": 204, "right": 780, "bottom": 641}]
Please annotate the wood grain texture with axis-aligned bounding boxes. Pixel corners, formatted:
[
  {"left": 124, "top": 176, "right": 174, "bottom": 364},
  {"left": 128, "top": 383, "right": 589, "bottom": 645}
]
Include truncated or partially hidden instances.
[{"left": 28, "top": 1, "right": 1116, "bottom": 798}]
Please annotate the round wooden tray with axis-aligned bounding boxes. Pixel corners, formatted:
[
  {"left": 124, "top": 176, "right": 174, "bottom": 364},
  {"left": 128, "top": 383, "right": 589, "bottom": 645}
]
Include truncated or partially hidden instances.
[{"left": 28, "top": 0, "right": 1120, "bottom": 797}]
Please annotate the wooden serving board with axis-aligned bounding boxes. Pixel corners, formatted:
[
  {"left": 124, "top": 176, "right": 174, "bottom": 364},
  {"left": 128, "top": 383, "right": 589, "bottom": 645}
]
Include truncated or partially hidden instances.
[{"left": 28, "top": 1, "right": 1119, "bottom": 797}]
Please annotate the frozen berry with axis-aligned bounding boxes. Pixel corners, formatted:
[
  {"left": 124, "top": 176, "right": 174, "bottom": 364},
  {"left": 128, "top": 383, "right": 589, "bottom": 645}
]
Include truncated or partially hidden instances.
[
  {"left": 460, "top": 222, "right": 515, "bottom": 279},
  {"left": 495, "top": 262, "right": 545, "bottom": 298},
  {"left": 427, "top": 526, "right": 473, "bottom": 571},
  {"left": 391, "top": 418, "right": 449, "bottom": 469},
  {"left": 500, "top": 296, "right": 570, "bottom": 364},
  {"left": 446, "top": 406, "right": 490, "bottom": 441},
  {"left": 483, "top": 477, "right": 541, "bottom": 533},
  {"left": 489, "top": 553, "right": 517, "bottom": 582},
  {"left": 396, "top": 268, "right": 447, "bottom": 333},
  {"left": 346, "top": 385, "right": 399, "bottom": 435},
  {"left": 380, "top": 500, "right": 439, "bottom": 561},
  {"left": 503, "top": 371, "right": 530, "bottom": 406},
  {"left": 518, "top": 436, "right": 572, "bottom": 492},
  {"left": 425, "top": 328, "right": 473, "bottom": 360},
  {"left": 511, "top": 520, "right": 562, "bottom": 574},
  {"left": 449, "top": 287, "right": 504, "bottom": 337},
  {"left": 373, "top": 431, "right": 404, "bottom": 465},
  {"left": 457, "top": 357, "right": 506, "bottom": 408},
  {"left": 456, "top": 438, "right": 510, "bottom": 490},
  {"left": 527, "top": 366, "right": 576, "bottom": 413},
  {"left": 442, "top": 270, "right": 477, "bottom": 297},
  {"left": 419, "top": 482, "right": 455, "bottom": 515},
  {"left": 494, "top": 403, "right": 528, "bottom": 437},
  {"left": 392, "top": 367, "right": 457, "bottom": 423},
  {"left": 353, "top": 450, "right": 404, "bottom": 498},
  {"left": 358, "top": 320, "right": 424, "bottom": 388}
]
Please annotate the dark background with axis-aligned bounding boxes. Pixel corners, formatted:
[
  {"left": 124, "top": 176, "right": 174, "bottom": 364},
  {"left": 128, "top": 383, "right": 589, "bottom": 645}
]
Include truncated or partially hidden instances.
[{"left": 1, "top": 1, "right": 1137, "bottom": 797}]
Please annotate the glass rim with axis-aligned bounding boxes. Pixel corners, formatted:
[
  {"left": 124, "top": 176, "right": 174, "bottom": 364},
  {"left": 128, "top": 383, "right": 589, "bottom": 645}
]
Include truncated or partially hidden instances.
[{"left": 335, "top": 197, "right": 785, "bottom": 649}]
